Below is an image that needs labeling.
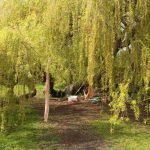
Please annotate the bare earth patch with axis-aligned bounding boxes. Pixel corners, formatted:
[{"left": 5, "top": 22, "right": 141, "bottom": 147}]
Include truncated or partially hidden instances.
[{"left": 30, "top": 98, "right": 114, "bottom": 150}]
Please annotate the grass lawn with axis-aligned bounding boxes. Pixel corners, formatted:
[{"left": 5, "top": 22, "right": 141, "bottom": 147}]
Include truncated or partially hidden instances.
[
  {"left": 0, "top": 108, "right": 60, "bottom": 150},
  {"left": 0, "top": 85, "right": 149, "bottom": 150},
  {"left": 89, "top": 115, "right": 150, "bottom": 150}
]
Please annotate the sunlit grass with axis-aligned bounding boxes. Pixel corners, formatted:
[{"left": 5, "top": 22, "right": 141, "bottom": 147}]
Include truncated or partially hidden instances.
[
  {"left": 1, "top": 85, "right": 149, "bottom": 150},
  {"left": 89, "top": 118, "right": 150, "bottom": 150}
]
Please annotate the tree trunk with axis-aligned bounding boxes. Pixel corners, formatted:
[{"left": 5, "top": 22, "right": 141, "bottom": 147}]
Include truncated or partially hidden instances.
[
  {"left": 44, "top": 70, "right": 50, "bottom": 122},
  {"left": 84, "top": 86, "right": 94, "bottom": 99}
]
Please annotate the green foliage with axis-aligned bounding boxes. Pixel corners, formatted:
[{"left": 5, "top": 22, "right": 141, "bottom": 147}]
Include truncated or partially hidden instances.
[
  {"left": 109, "top": 82, "right": 130, "bottom": 131},
  {"left": 14, "top": 85, "right": 29, "bottom": 97},
  {"left": 0, "top": 85, "right": 31, "bottom": 132},
  {"left": 130, "top": 100, "right": 140, "bottom": 120},
  {"left": 0, "top": 105, "right": 25, "bottom": 133},
  {"left": 0, "top": 0, "right": 149, "bottom": 131}
]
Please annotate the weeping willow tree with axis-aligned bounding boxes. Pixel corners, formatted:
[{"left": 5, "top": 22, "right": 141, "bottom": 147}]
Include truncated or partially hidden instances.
[
  {"left": 44, "top": 0, "right": 150, "bottom": 125},
  {"left": 0, "top": 0, "right": 149, "bottom": 130},
  {"left": 0, "top": 0, "right": 45, "bottom": 131}
]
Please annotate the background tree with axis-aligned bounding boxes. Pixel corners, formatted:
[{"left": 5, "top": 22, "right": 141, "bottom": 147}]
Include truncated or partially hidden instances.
[{"left": 0, "top": 0, "right": 149, "bottom": 130}]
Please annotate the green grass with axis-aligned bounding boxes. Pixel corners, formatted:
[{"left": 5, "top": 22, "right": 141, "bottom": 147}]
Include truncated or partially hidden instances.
[
  {"left": 1, "top": 85, "right": 149, "bottom": 149},
  {"left": 0, "top": 108, "right": 60, "bottom": 150},
  {"left": 0, "top": 85, "right": 60, "bottom": 149},
  {"left": 89, "top": 117, "right": 150, "bottom": 150}
]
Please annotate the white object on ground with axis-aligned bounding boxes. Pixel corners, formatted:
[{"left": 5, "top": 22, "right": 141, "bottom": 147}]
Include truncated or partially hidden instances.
[{"left": 68, "top": 96, "right": 78, "bottom": 102}]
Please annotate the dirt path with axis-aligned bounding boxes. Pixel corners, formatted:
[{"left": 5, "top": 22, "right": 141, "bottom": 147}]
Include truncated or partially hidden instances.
[{"left": 31, "top": 98, "right": 113, "bottom": 150}]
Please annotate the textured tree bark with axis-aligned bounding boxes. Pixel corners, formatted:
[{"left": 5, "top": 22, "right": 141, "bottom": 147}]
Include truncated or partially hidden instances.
[{"left": 44, "top": 62, "right": 50, "bottom": 122}]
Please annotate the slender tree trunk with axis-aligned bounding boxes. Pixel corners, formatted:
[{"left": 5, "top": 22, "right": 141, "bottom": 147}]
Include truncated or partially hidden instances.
[{"left": 44, "top": 62, "right": 50, "bottom": 122}]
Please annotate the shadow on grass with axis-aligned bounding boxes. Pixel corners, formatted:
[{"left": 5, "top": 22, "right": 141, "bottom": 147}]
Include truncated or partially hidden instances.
[
  {"left": 89, "top": 119, "right": 150, "bottom": 150},
  {"left": 0, "top": 109, "right": 60, "bottom": 150}
]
